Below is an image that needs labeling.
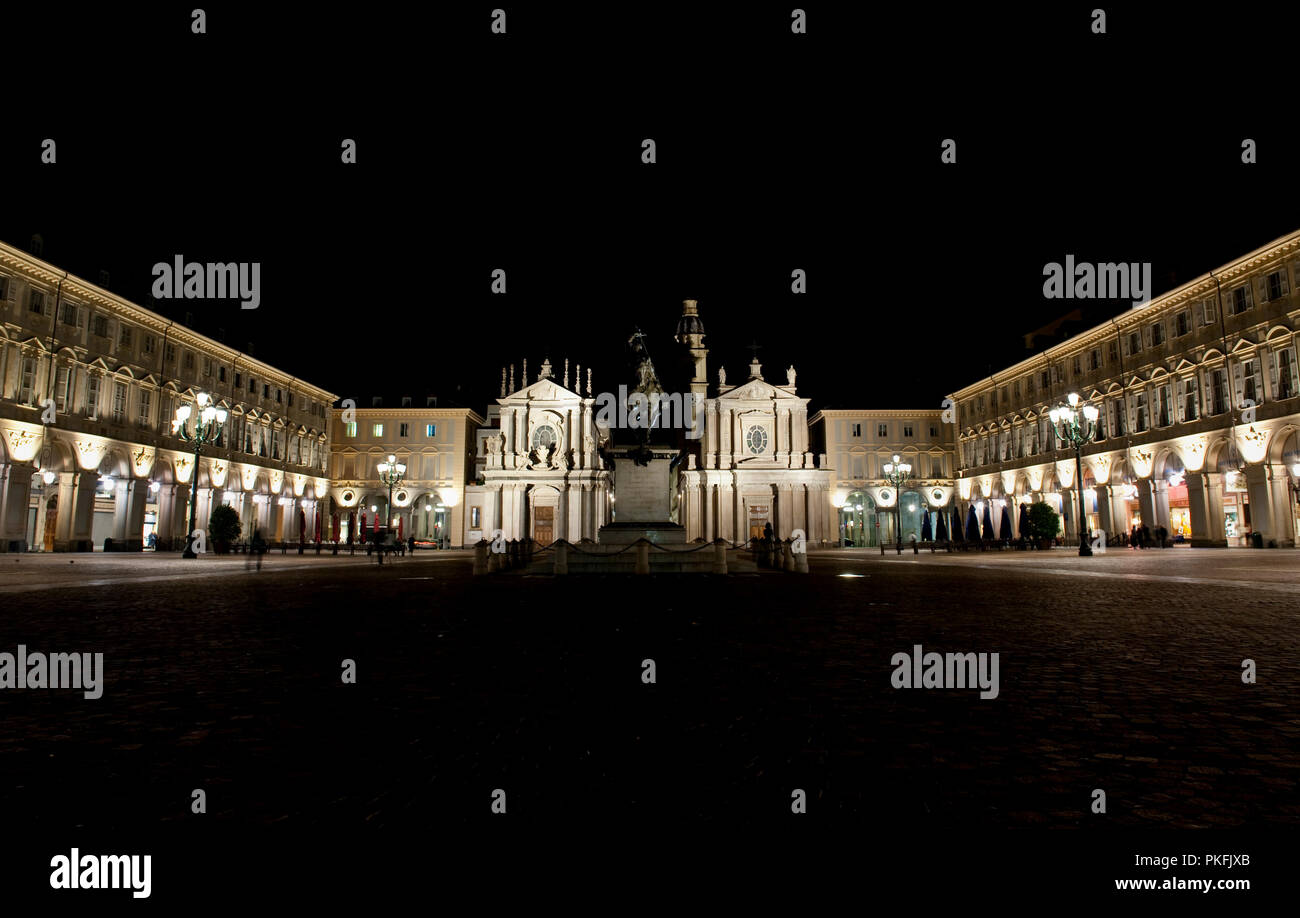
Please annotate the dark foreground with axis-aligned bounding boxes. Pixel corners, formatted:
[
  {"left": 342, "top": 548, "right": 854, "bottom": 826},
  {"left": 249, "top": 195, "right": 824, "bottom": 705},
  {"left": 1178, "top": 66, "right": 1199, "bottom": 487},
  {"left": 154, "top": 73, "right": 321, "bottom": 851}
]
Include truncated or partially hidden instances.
[{"left": 1, "top": 548, "right": 1295, "bottom": 903}]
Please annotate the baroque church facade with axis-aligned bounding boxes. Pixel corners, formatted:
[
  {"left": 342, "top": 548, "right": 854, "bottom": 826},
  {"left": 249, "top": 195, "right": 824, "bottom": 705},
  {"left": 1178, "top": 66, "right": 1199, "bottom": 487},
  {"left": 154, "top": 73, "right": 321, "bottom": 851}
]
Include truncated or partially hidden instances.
[{"left": 463, "top": 300, "right": 836, "bottom": 547}]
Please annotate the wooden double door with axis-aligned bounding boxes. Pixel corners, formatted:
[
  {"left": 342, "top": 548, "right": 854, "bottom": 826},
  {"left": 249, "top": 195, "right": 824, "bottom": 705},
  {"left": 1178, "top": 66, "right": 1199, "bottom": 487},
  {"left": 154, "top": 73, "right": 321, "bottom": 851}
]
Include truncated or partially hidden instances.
[{"left": 533, "top": 506, "right": 554, "bottom": 546}]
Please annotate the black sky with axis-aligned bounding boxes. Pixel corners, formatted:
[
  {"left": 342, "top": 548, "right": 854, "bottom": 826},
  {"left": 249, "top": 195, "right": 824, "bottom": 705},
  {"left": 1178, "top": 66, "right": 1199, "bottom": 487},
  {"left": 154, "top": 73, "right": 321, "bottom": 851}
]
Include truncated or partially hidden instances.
[{"left": 3, "top": 3, "right": 1298, "bottom": 415}]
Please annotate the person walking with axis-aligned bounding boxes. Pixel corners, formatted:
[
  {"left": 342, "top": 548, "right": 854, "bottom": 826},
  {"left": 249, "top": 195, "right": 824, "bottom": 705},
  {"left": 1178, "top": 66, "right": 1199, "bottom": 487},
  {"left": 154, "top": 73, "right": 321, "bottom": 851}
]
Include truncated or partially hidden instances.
[
  {"left": 1141, "top": 523, "right": 1150, "bottom": 549},
  {"left": 250, "top": 528, "right": 266, "bottom": 571}
]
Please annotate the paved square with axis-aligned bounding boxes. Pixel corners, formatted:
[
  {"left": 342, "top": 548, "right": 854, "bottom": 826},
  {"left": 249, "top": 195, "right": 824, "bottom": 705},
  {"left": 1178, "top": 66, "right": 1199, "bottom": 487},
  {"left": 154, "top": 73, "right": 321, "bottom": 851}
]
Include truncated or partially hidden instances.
[{"left": 1, "top": 547, "right": 1296, "bottom": 829}]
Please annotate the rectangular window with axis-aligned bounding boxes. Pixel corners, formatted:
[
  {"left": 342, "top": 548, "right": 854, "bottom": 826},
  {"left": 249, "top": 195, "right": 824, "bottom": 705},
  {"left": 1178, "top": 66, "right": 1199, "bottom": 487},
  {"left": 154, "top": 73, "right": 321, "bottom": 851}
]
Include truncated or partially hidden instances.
[
  {"left": 263, "top": 384, "right": 270, "bottom": 398},
  {"left": 203, "top": 356, "right": 212, "bottom": 376},
  {"left": 1202, "top": 297, "right": 1216, "bottom": 325},
  {"left": 276, "top": 388, "right": 282, "bottom": 403},
  {"left": 346, "top": 422, "right": 357, "bottom": 438},
  {"left": 1013, "top": 381, "right": 1021, "bottom": 400},
  {"left": 1155, "top": 383, "right": 1172, "bottom": 427},
  {"left": 55, "top": 366, "right": 72, "bottom": 412},
  {"left": 20, "top": 357, "right": 36, "bottom": 403},
  {"left": 372, "top": 423, "right": 384, "bottom": 437},
  {"left": 1241, "top": 358, "right": 1262, "bottom": 407},
  {"left": 1040, "top": 371, "right": 1049, "bottom": 390},
  {"left": 120, "top": 326, "right": 133, "bottom": 347},
  {"left": 138, "top": 388, "right": 151, "bottom": 426},
  {"left": 1266, "top": 270, "right": 1287, "bottom": 301},
  {"left": 87, "top": 375, "right": 100, "bottom": 417},
  {"left": 1231, "top": 285, "right": 1251, "bottom": 315},
  {"left": 1088, "top": 349, "right": 1100, "bottom": 371},
  {"left": 1072, "top": 356, "right": 1082, "bottom": 376},
  {"left": 144, "top": 335, "right": 156, "bottom": 355},
  {"left": 249, "top": 377, "right": 257, "bottom": 393},
  {"left": 60, "top": 302, "right": 78, "bottom": 325},
  {"left": 0, "top": 276, "right": 8, "bottom": 300},
  {"left": 113, "top": 382, "right": 127, "bottom": 422},
  {"left": 399, "top": 423, "right": 409, "bottom": 438},
  {"left": 1175, "top": 312, "right": 1189, "bottom": 337},
  {"left": 1093, "top": 403, "right": 1107, "bottom": 441},
  {"left": 183, "top": 351, "right": 194, "bottom": 370},
  {"left": 234, "top": 373, "right": 242, "bottom": 388},
  {"left": 92, "top": 314, "right": 108, "bottom": 337},
  {"left": 903, "top": 424, "right": 914, "bottom": 438},
  {"left": 1179, "top": 375, "right": 1199, "bottom": 422},
  {"left": 1108, "top": 341, "right": 1118, "bottom": 364},
  {"left": 1134, "top": 391, "right": 1149, "bottom": 432},
  {"left": 164, "top": 342, "right": 175, "bottom": 362},
  {"left": 1128, "top": 332, "right": 1141, "bottom": 355},
  {"left": 1111, "top": 397, "right": 1127, "bottom": 437},
  {"left": 1151, "top": 322, "right": 1165, "bottom": 346},
  {"left": 1208, "top": 368, "right": 1229, "bottom": 415},
  {"left": 29, "top": 290, "right": 45, "bottom": 314},
  {"left": 426, "top": 423, "right": 437, "bottom": 438},
  {"left": 877, "top": 423, "right": 887, "bottom": 438},
  {"left": 929, "top": 425, "right": 938, "bottom": 437},
  {"left": 1275, "top": 347, "right": 1298, "bottom": 400},
  {"left": 471, "top": 507, "right": 482, "bottom": 529}
]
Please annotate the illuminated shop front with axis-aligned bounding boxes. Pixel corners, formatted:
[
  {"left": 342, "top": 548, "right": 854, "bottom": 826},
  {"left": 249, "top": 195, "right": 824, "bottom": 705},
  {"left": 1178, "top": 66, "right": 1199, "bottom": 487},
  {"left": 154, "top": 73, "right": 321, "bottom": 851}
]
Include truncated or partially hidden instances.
[
  {"left": 1164, "top": 454, "right": 1190, "bottom": 541},
  {"left": 839, "top": 489, "right": 877, "bottom": 547}
]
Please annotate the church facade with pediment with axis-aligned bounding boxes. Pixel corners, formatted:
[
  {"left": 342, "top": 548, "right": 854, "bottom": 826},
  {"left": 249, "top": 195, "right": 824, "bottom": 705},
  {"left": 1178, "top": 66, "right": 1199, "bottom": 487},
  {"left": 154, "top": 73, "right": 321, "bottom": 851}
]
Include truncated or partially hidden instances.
[
  {"left": 678, "top": 356, "right": 835, "bottom": 545},
  {"left": 463, "top": 359, "right": 612, "bottom": 546}
]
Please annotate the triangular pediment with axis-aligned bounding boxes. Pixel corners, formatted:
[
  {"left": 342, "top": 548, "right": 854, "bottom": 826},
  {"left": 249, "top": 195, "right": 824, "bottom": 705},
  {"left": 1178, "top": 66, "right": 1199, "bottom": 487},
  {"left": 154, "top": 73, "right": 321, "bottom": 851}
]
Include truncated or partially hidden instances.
[
  {"left": 717, "top": 378, "right": 801, "bottom": 402},
  {"left": 501, "top": 378, "right": 582, "bottom": 403}
]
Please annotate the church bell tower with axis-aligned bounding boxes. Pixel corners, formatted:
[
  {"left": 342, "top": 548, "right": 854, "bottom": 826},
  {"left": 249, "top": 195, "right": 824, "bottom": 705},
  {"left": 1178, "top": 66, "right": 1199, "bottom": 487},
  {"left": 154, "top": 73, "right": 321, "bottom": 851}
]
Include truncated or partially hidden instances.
[{"left": 674, "top": 299, "right": 708, "bottom": 398}]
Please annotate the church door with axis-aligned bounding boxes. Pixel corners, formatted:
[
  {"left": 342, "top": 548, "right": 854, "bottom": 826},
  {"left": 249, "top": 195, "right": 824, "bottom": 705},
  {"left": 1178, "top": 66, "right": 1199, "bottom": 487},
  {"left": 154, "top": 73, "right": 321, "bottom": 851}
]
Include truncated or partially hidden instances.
[
  {"left": 43, "top": 496, "right": 58, "bottom": 552},
  {"left": 534, "top": 506, "right": 554, "bottom": 547}
]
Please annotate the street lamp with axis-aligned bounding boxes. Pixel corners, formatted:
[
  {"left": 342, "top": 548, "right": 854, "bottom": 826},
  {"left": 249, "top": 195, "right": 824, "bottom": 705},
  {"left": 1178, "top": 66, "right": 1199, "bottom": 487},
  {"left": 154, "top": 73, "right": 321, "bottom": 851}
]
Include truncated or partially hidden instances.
[
  {"left": 376, "top": 454, "right": 406, "bottom": 535},
  {"left": 172, "top": 391, "right": 227, "bottom": 559},
  {"left": 881, "top": 453, "right": 912, "bottom": 553},
  {"left": 1049, "top": 392, "right": 1099, "bottom": 557}
]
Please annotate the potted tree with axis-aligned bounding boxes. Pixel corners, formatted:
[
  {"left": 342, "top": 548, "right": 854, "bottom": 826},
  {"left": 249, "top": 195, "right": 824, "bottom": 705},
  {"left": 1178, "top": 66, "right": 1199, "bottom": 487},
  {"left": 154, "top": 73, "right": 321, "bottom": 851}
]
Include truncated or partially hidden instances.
[
  {"left": 1025, "top": 502, "right": 1060, "bottom": 551},
  {"left": 209, "top": 504, "right": 242, "bottom": 555}
]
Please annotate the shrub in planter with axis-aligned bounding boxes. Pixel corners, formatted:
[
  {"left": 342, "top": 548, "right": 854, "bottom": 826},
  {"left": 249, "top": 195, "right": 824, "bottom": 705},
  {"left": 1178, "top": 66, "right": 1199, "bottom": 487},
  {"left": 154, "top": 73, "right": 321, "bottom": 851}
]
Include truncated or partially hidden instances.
[
  {"left": 1025, "top": 502, "right": 1061, "bottom": 549},
  {"left": 208, "top": 504, "right": 242, "bottom": 555}
]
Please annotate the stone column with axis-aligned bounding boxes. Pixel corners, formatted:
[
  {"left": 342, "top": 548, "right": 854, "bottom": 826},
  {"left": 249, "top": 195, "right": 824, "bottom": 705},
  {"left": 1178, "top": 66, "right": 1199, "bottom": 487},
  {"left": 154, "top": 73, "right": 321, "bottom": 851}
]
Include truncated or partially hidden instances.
[
  {"left": 1243, "top": 462, "right": 1286, "bottom": 546},
  {"left": 1095, "top": 484, "right": 1113, "bottom": 536},
  {"left": 0, "top": 464, "right": 33, "bottom": 552},
  {"left": 55, "top": 470, "right": 97, "bottom": 551},
  {"left": 702, "top": 478, "right": 713, "bottom": 542},
  {"left": 718, "top": 408, "right": 731, "bottom": 469},
  {"left": 122, "top": 478, "right": 150, "bottom": 550},
  {"left": 1264, "top": 463, "right": 1296, "bottom": 548},
  {"left": 1187, "top": 472, "right": 1226, "bottom": 547},
  {"left": 110, "top": 478, "right": 129, "bottom": 542}
]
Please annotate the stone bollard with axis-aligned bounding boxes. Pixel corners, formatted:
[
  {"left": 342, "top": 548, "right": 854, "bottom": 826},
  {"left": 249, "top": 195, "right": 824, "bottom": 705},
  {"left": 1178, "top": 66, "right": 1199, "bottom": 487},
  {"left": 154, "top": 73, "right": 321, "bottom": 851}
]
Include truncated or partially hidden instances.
[
  {"left": 782, "top": 538, "right": 795, "bottom": 571},
  {"left": 555, "top": 541, "right": 568, "bottom": 575},
  {"left": 488, "top": 544, "right": 502, "bottom": 572},
  {"left": 880, "top": 542, "right": 885, "bottom": 556},
  {"left": 333, "top": 543, "right": 339, "bottom": 556},
  {"left": 635, "top": 540, "right": 650, "bottom": 575},
  {"left": 316, "top": 541, "right": 322, "bottom": 555},
  {"left": 795, "top": 545, "right": 809, "bottom": 573},
  {"left": 713, "top": 539, "right": 728, "bottom": 574},
  {"left": 473, "top": 540, "right": 488, "bottom": 575},
  {"left": 508, "top": 539, "right": 519, "bottom": 569}
]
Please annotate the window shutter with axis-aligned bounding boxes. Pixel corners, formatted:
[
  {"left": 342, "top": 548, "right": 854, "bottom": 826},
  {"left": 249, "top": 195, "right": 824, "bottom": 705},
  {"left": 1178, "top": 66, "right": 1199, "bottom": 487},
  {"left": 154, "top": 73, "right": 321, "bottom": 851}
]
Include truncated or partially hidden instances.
[
  {"left": 1282, "top": 269, "right": 1291, "bottom": 296},
  {"left": 5, "top": 278, "right": 15, "bottom": 302},
  {"left": 1244, "top": 283, "right": 1254, "bottom": 308},
  {"left": 1231, "top": 362, "right": 1245, "bottom": 409},
  {"left": 1257, "top": 276, "right": 1269, "bottom": 304},
  {"left": 1174, "top": 379, "right": 1184, "bottom": 422},
  {"left": 1269, "top": 351, "right": 1279, "bottom": 395}
]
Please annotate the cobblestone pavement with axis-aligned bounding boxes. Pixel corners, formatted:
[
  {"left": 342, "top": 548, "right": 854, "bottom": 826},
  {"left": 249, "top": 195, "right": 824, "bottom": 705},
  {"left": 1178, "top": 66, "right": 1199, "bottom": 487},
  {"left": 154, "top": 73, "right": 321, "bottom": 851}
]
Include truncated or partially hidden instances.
[{"left": 0, "top": 547, "right": 1296, "bottom": 831}]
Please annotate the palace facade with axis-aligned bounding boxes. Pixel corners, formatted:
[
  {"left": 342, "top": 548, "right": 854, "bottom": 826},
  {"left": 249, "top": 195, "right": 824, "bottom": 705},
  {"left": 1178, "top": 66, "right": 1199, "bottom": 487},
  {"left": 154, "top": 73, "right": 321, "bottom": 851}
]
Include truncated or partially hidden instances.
[
  {"left": 327, "top": 399, "right": 482, "bottom": 547},
  {"left": 0, "top": 240, "right": 336, "bottom": 552},
  {"left": 948, "top": 229, "right": 1300, "bottom": 548},
  {"left": 810, "top": 409, "right": 957, "bottom": 547}
]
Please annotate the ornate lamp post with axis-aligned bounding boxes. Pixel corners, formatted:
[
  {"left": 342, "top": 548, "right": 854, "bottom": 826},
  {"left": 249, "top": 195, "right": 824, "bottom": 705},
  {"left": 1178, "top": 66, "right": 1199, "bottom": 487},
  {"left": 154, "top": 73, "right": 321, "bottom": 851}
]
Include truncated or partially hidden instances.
[
  {"left": 376, "top": 454, "right": 406, "bottom": 535},
  {"left": 881, "top": 453, "right": 912, "bottom": 552},
  {"left": 173, "top": 391, "right": 227, "bottom": 559},
  {"left": 1049, "top": 392, "right": 1099, "bottom": 557}
]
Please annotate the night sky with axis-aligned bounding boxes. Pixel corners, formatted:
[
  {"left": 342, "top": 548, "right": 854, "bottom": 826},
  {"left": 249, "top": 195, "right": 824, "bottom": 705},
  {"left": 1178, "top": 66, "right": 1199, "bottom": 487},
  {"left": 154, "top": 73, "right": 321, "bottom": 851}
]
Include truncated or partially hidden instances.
[{"left": 3, "top": 4, "right": 1297, "bottom": 414}]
